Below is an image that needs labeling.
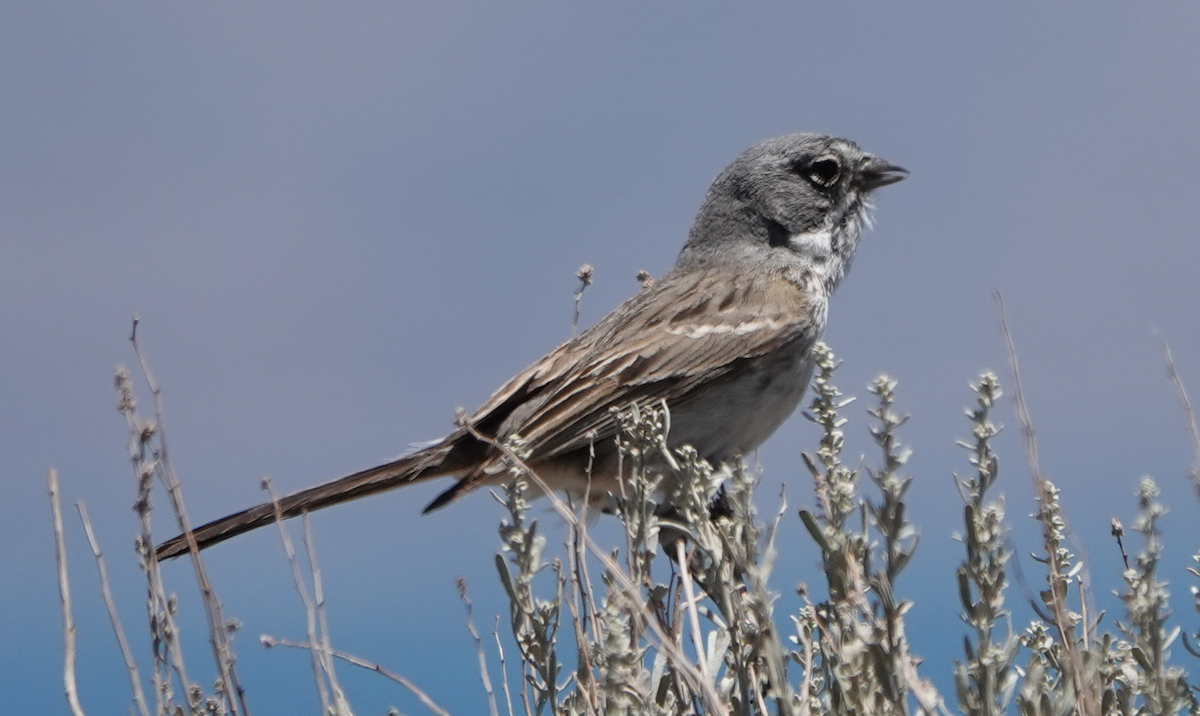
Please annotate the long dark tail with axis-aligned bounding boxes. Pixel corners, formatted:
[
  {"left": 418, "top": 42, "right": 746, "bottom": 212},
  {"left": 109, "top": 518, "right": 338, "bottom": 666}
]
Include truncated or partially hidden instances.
[{"left": 155, "top": 440, "right": 466, "bottom": 560}]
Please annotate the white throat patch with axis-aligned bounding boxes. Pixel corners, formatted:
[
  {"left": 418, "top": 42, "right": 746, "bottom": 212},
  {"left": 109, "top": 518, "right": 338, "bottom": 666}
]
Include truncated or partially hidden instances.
[{"left": 788, "top": 226, "right": 834, "bottom": 262}]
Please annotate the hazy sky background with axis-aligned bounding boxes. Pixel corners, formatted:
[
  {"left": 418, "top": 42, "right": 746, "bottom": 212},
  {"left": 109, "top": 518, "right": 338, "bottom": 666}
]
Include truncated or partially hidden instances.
[{"left": 5, "top": 3, "right": 1200, "bottom": 714}]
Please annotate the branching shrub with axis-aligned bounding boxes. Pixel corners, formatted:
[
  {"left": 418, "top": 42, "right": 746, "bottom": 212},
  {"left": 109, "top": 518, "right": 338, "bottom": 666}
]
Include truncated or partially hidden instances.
[{"left": 47, "top": 338, "right": 1200, "bottom": 716}]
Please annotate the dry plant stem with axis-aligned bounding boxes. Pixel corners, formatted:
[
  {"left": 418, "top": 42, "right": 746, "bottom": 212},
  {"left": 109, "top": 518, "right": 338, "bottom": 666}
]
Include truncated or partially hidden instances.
[
  {"left": 992, "top": 295, "right": 1044, "bottom": 495},
  {"left": 793, "top": 607, "right": 817, "bottom": 716},
  {"left": 571, "top": 476, "right": 602, "bottom": 645},
  {"left": 517, "top": 658, "right": 533, "bottom": 716},
  {"left": 674, "top": 539, "right": 712, "bottom": 683},
  {"left": 265, "top": 638, "right": 453, "bottom": 716},
  {"left": 751, "top": 667, "right": 771, "bottom": 716},
  {"left": 265, "top": 482, "right": 334, "bottom": 714},
  {"left": 464, "top": 424, "right": 730, "bottom": 716},
  {"left": 493, "top": 618, "right": 518, "bottom": 716},
  {"left": 302, "top": 513, "right": 352, "bottom": 715},
  {"left": 563, "top": 519, "right": 600, "bottom": 716},
  {"left": 77, "top": 502, "right": 152, "bottom": 716},
  {"left": 1161, "top": 342, "right": 1200, "bottom": 497},
  {"left": 129, "top": 319, "right": 249, "bottom": 716},
  {"left": 49, "top": 469, "right": 88, "bottom": 716},
  {"left": 756, "top": 491, "right": 801, "bottom": 715},
  {"left": 665, "top": 572, "right": 690, "bottom": 713},
  {"left": 994, "top": 292, "right": 1097, "bottom": 716},
  {"left": 550, "top": 564, "right": 569, "bottom": 709},
  {"left": 122, "top": 397, "right": 194, "bottom": 714},
  {"left": 458, "top": 579, "right": 501, "bottom": 716}
]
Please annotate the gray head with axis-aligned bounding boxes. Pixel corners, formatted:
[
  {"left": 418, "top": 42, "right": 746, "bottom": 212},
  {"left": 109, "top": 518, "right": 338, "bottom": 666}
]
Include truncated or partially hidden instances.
[{"left": 676, "top": 133, "right": 906, "bottom": 289}]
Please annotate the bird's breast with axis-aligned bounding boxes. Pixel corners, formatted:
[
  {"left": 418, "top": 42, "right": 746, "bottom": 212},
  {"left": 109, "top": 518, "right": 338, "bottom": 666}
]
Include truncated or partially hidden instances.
[{"left": 665, "top": 330, "right": 818, "bottom": 464}]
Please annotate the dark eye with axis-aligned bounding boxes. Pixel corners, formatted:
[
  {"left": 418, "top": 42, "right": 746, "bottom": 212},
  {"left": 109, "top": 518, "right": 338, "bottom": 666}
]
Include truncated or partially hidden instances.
[{"left": 807, "top": 157, "right": 841, "bottom": 187}]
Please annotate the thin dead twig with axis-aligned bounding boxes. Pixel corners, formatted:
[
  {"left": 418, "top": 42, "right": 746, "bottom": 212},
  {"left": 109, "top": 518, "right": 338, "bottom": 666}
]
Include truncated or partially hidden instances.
[
  {"left": 493, "top": 617, "right": 519, "bottom": 716},
  {"left": 116, "top": 365, "right": 190, "bottom": 712},
  {"left": 994, "top": 293, "right": 1043, "bottom": 487},
  {"left": 993, "top": 291, "right": 1098, "bottom": 716},
  {"left": 562, "top": 517, "right": 600, "bottom": 716},
  {"left": 77, "top": 502, "right": 151, "bottom": 716},
  {"left": 263, "top": 637, "right": 454, "bottom": 716},
  {"left": 1162, "top": 342, "right": 1200, "bottom": 497},
  {"left": 674, "top": 540, "right": 712, "bottom": 683},
  {"left": 49, "top": 469, "right": 87, "bottom": 716},
  {"left": 458, "top": 579, "right": 501, "bottom": 716},
  {"left": 266, "top": 480, "right": 334, "bottom": 713},
  {"left": 129, "top": 317, "right": 248, "bottom": 715},
  {"left": 302, "top": 513, "right": 352, "bottom": 715}
]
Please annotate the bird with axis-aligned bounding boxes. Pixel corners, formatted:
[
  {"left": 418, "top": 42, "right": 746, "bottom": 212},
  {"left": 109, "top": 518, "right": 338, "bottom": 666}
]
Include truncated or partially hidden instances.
[{"left": 155, "top": 133, "right": 906, "bottom": 560}]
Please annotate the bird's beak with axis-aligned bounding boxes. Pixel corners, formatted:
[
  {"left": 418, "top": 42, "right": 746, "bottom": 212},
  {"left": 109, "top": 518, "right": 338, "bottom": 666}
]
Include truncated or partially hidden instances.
[{"left": 858, "top": 156, "right": 908, "bottom": 190}]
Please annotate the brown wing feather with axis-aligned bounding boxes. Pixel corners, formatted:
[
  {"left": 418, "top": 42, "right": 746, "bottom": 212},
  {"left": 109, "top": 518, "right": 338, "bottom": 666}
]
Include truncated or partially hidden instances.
[{"left": 472, "top": 267, "right": 814, "bottom": 459}]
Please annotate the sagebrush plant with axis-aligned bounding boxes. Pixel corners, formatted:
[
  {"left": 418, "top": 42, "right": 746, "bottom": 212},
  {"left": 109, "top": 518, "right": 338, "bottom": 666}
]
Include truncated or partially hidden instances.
[
  {"left": 952, "top": 373, "right": 1020, "bottom": 715},
  {"left": 47, "top": 332, "right": 1200, "bottom": 716}
]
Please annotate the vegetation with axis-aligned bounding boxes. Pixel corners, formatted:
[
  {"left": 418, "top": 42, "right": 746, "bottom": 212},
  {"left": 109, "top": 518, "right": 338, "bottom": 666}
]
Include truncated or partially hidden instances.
[{"left": 48, "top": 329, "right": 1200, "bottom": 715}]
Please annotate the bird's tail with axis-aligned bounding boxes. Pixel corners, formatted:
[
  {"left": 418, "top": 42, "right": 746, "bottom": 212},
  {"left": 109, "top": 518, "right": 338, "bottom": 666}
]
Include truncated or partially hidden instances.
[{"left": 154, "top": 442, "right": 459, "bottom": 561}]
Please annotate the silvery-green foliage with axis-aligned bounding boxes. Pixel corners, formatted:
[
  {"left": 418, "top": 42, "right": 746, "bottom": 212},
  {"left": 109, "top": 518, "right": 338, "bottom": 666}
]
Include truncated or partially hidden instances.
[
  {"left": 953, "top": 373, "right": 1020, "bottom": 716},
  {"left": 615, "top": 404, "right": 669, "bottom": 587},
  {"left": 1112, "top": 478, "right": 1194, "bottom": 714},
  {"left": 492, "top": 402, "right": 807, "bottom": 716},
  {"left": 1189, "top": 548, "right": 1200, "bottom": 669},
  {"left": 495, "top": 475, "right": 562, "bottom": 716},
  {"left": 94, "top": 339, "right": 1200, "bottom": 716},
  {"left": 1017, "top": 480, "right": 1091, "bottom": 716},
  {"left": 795, "top": 345, "right": 939, "bottom": 716}
]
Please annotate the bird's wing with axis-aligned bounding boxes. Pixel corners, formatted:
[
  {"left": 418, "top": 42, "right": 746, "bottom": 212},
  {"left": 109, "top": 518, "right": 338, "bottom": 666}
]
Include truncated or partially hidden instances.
[{"left": 465, "top": 267, "right": 817, "bottom": 460}]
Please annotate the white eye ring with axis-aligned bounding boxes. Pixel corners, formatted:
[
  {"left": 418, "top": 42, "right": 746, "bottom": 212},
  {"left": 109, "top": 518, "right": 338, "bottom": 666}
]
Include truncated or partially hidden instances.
[{"left": 808, "top": 156, "right": 841, "bottom": 187}]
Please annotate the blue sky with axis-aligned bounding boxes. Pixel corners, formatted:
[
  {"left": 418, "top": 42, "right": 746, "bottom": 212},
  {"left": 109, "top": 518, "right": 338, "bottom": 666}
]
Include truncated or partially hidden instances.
[{"left": 4, "top": 3, "right": 1200, "bottom": 714}]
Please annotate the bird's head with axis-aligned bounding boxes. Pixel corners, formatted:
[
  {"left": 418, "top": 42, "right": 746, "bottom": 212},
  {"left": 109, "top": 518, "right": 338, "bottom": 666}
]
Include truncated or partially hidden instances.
[{"left": 678, "top": 133, "right": 906, "bottom": 288}]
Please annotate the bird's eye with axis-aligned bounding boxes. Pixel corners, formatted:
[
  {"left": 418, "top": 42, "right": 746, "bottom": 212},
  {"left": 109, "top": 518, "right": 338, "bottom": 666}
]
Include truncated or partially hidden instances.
[{"left": 807, "top": 157, "right": 841, "bottom": 187}]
